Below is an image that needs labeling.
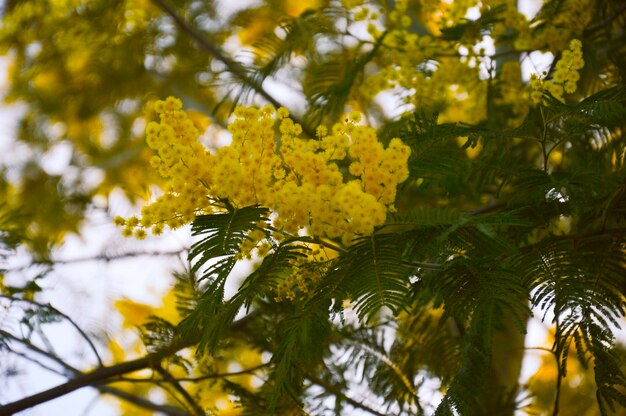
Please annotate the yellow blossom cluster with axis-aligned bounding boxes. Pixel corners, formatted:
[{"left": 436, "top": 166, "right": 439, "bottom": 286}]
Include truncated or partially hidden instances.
[
  {"left": 117, "top": 97, "right": 411, "bottom": 247},
  {"left": 354, "top": 0, "right": 487, "bottom": 125},
  {"left": 484, "top": 0, "right": 592, "bottom": 53},
  {"left": 531, "top": 39, "right": 584, "bottom": 104},
  {"left": 517, "top": 0, "right": 593, "bottom": 52},
  {"left": 487, "top": 0, "right": 531, "bottom": 40},
  {"left": 348, "top": 0, "right": 591, "bottom": 127},
  {"left": 274, "top": 245, "right": 337, "bottom": 302}
]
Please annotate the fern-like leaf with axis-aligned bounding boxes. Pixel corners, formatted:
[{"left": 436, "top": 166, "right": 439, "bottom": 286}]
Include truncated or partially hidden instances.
[
  {"left": 316, "top": 233, "right": 413, "bottom": 322},
  {"left": 179, "top": 205, "right": 269, "bottom": 353},
  {"left": 516, "top": 233, "right": 626, "bottom": 415}
]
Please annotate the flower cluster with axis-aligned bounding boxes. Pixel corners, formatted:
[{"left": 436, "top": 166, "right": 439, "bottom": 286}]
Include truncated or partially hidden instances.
[
  {"left": 117, "top": 98, "right": 411, "bottom": 247},
  {"left": 115, "top": 96, "right": 212, "bottom": 239},
  {"left": 531, "top": 39, "right": 584, "bottom": 104},
  {"left": 353, "top": 0, "right": 487, "bottom": 125},
  {"left": 274, "top": 245, "right": 336, "bottom": 302},
  {"left": 514, "top": 0, "right": 593, "bottom": 52}
]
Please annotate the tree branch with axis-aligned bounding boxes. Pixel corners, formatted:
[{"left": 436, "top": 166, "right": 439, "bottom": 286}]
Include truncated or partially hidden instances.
[
  {"left": 155, "top": 366, "right": 204, "bottom": 416},
  {"left": 0, "top": 311, "right": 257, "bottom": 414},
  {"left": 1, "top": 295, "right": 104, "bottom": 367},
  {"left": 0, "top": 355, "right": 154, "bottom": 414},
  {"left": 150, "top": 0, "right": 315, "bottom": 137},
  {"left": 0, "top": 331, "right": 190, "bottom": 415},
  {"left": 306, "top": 373, "right": 388, "bottom": 416},
  {"left": 7, "top": 248, "right": 187, "bottom": 272}
]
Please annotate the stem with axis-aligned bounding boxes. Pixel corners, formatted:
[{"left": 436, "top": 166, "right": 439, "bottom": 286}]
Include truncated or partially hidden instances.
[
  {"left": 1, "top": 295, "right": 104, "bottom": 367},
  {"left": 155, "top": 366, "right": 205, "bottom": 416},
  {"left": 7, "top": 248, "right": 186, "bottom": 272},
  {"left": 306, "top": 373, "right": 388, "bottom": 416},
  {"left": 0, "top": 356, "right": 153, "bottom": 415}
]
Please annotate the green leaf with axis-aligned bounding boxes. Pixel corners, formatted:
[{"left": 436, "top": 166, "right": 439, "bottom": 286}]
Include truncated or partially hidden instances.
[
  {"left": 318, "top": 233, "right": 413, "bottom": 321},
  {"left": 180, "top": 205, "right": 269, "bottom": 353}
]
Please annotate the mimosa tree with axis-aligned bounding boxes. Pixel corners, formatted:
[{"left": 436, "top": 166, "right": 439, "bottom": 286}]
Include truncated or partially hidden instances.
[{"left": 1, "top": 0, "right": 625, "bottom": 414}]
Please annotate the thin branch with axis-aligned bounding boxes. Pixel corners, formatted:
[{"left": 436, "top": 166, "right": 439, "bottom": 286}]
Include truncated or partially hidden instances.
[
  {"left": 306, "top": 373, "right": 388, "bottom": 416},
  {"left": 116, "top": 364, "right": 267, "bottom": 384},
  {"left": 1, "top": 330, "right": 78, "bottom": 374},
  {"left": 0, "top": 312, "right": 256, "bottom": 414},
  {"left": 7, "top": 248, "right": 187, "bottom": 272},
  {"left": 1, "top": 295, "right": 104, "bottom": 367},
  {"left": 173, "top": 363, "right": 267, "bottom": 382},
  {"left": 6, "top": 349, "right": 69, "bottom": 377},
  {"left": 79, "top": 394, "right": 99, "bottom": 416},
  {"left": 1, "top": 331, "right": 189, "bottom": 416},
  {"left": 155, "top": 366, "right": 204, "bottom": 416},
  {"left": 584, "top": 4, "right": 626, "bottom": 35},
  {"left": 150, "top": 0, "right": 315, "bottom": 137},
  {"left": 468, "top": 200, "right": 507, "bottom": 216},
  {"left": 97, "top": 385, "right": 190, "bottom": 416}
]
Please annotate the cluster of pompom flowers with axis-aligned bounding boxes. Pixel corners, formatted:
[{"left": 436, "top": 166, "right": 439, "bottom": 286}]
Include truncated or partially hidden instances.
[
  {"left": 531, "top": 39, "right": 584, "bottom": 104},
  {"left": 115, "top": 97, "right": 411, "bottom": 248}
]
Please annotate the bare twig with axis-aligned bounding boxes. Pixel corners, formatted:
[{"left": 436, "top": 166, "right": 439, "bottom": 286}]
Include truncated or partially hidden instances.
[
  {"left": 155, "top": 366, "right": 204, "bottom": 416},
  {"left": 1, "top": 295, "right": 104, "bottom": 367},
  {"left": 109, "top": 363, "right": 266, "bottom": 384},
  {"left": 7, "top": 248, "right": 187, "bottom": 272},
  {"left": 306, "top": 373, "right": 388, "bottom": 416},
  {"left": 174, "top": 363, "right": 267, "bottom": 382}
]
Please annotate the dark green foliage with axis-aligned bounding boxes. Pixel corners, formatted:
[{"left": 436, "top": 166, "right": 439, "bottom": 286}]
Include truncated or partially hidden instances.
[
  {"left": 180, "top": 205, "right": 269, "bottom": 353},
  {"left": 172, "top": 268, "right": 204, "bottom": 319},
  {"left": 188, "top": 205, "right": 270, "bottom": 281},
  {"left": 270, "top": 298, "right": 332, "bottom": 409},
  {"left": 318, "top": 233, "right": 413, "bottom": 321},
  {"left": 515, "top": 234, "right": 626, "bottom": 414},
  {"left": 141, "top": 316, "right": 177, "bottom": 354},
  {"left": 338, "top": 322, "right": 425, "bottom": 414}
]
